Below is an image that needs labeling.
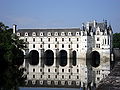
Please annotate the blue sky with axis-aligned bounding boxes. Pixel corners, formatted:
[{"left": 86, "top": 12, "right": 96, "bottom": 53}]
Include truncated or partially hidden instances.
[{"left": 0, "top": 0, "right": 120, "bottom": 33}]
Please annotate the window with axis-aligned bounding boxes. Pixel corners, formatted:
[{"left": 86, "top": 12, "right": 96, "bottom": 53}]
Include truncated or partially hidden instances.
[
  {"left": 77, "top": 44, "right": 79, "bottom": 48},
  {"left": 40, "top": 32, "right": 43, "bottom": 36},
  {"left": 48, "top": 69, "right": 50, "bottom": 72},
  {"left": 96, "top": 44, "right": 100, "bottom": 48},
  {"left": 48, "top": 44, "right": 50, "bottom": 48},
  {"left": 32, "top": 32, "right": 36, "bottom": 36},
  {"left": 77, "top": 76, "right": 79, "bottom": 79},
  {"left": 33, "top": 38, "right": 35, "bottom": 42},
  {"left": 48, "top": 38, "right": 50, "bottom": 42},
  {"left": 33, "top": 44, "right": 35, "bottom": 48},
  {"left": 97, "top": 31, "right": 99, "bottom": 35},
  {"left": 62, "top": 69, "right": 64, "bottom": 72},
  {"left": 76, "top": 32, "right": 79, "bottom": 36},
  {"left": 55, "top": 32, "right": 58, "bottom": 36},
  {"left": 47, "top": 32, "right": 51, "bottom": 36},
  {"left": 77, "top": 69, "right": 79, "bottom": 73},
  {"left": 97, "top": 77, "right": 100, "bottom": 81},
  {"left": 62, "top": 38, "right": 64, "bottom": 41},
  {"left": 55, "top": 69, "right": 57, "bottom": 72},
  {"left": 62, "top": 44, "right": 64, "bottom": 48},
  {"left": 62, "top": 75, "right": 64, "bottom": 79},
  {"left": 40, "top": 45, "right": 42, "bottom": 48},
  {"left": 25, "top": 32, "right": 28, "bottom": 36},
  {"left": 55, "top": 75, "right": 57, "bottom": 78},
  {"left": 77, "top": 38, "right": 79, "bottom": 41},
  {"left": 61, "top": 32, "right": 65, "bottom": 36},
  {"left": 40, "top": 38, "right": 42, "bottom": 42},
  {"left": 17, "top": 32, "right": 20, "bottom": 36},
  {"left": 55, "top": 38, "right": 57, "bottom": 41},
  {"left": 68, "top": 32, "right": 71, "bottom": 36},
  {"left": 33, "top": 75, "right": 35, "bottom": 78},
  {"left": 97, "top": 38, "right": 99, "bottom": 41},
  {"left": 105, "top": 39, "right": 106, "bottom": 44},
  {"left": 55, "top": 44, "right": 57, "bottom": 48},
  {"left": 68, "top": 45, "right": 70, "bottom": 48},
  {"left": 68, "top": 69, "right": 70, "bottom": 72},
  {"left": 41, "top": 75, "right": 42, "bottom": 78},
  {"left": 69, "top": 75, "right": 71, "bottom": 79},
  {"left": 69, "top": 38, "right": 71, "bottom": 41},
  {"left": 25, "top": 38, "right": 27, "bottom": 42},
  {"left": 48, "top": 75, "right": 50, "bottom": 78},
  {"left": 40, "top": 69, "right": 42, "bottom": 72},
  {"left": 33, "top": 69, "right": 35, "bottom": 72}
]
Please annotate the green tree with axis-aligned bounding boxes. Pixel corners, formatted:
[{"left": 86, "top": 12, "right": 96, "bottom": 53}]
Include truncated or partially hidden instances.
[
  {"left": 0, "top": 22, "right": 26, "bottom": 90},
  {"left": 113, "top": 33, "right": 120, "bottom": 48}
]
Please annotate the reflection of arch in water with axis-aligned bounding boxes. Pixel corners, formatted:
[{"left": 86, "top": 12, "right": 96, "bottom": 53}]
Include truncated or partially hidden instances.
[
  {"left": 72, "top": 50, "right": 77, "bottom": 66},
  {"left": 44, "top": 50, "right": 54, "bottom": 66},
  {"left": 59, "top": 50, "right": 67, "bottom": 67},
  {"left": 90, "top": 51, "right": 100, "bottom": 67},
  {"left": 29, "top": 50, "right": 39, "bottom": 65}
]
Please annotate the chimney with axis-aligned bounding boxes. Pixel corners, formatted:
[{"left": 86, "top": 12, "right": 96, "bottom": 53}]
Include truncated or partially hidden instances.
[
  {"left": 93, "top": 20, "right": 96, "bottom": 27},
  {"left": 13, "top": 24, "right": 17, "bottom": 34}
]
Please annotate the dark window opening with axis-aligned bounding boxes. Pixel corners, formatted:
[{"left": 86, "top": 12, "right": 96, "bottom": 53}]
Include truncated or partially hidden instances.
[
  {"left": 33, "top": 38, "right": 35, "bottom": 42},
  {"left": 33, "top": 44, "right": 35, "bottom": 48},
  {"left": 62, "top": 44, "right": 64, "bottom": 48}
]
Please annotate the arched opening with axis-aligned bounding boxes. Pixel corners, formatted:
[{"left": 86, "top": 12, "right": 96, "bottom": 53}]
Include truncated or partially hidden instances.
[
  {"left": 90, "top": 51, "right": 100, "bottom": 67},
  {"left": 29, "top": 50, "right": 39, "bottom": 65},
  {"left": 59, "top": 50, "right": 67, "bottom": 66},
  {"left": 72, "top": 51, "right": 77, "bottom": 66},
  {"left": 44, "top": 50, "right": 54, "bottom": 66}
]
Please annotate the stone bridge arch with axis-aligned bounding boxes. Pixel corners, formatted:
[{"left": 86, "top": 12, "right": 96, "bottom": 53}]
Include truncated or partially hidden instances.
[{"left": 90, "top": 51, "right": 100, "bottom": 67}]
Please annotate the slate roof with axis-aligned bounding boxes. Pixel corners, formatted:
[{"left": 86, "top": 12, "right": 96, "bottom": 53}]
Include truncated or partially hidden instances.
[{"left": 17, "top": 28, "right": 81, "bottom": 36}]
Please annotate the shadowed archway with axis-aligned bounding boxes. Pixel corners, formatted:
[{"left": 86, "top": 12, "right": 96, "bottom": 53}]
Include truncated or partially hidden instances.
[
  {"left": 72, "top": 50, "right": 77, "bottom": 66},
  {"left": 29, "top": 50, "right": 39, "bottom": 65},
  {"left": 44, "top": 50, "right": 54, "bottom": 66},
  {"left": 90, "top": 51, "right": 100, "bottom": 67},
  {"left": 59, "top": 50, "right": 67, "bottom": 67}
]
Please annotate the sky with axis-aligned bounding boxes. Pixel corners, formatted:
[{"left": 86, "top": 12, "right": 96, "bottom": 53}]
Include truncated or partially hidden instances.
[{"left": 0, "top": 0, "right": 120, "bottom": 33}]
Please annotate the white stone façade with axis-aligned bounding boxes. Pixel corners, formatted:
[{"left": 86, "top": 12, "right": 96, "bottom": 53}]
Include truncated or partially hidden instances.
[{"left": 14, "top": 20, "right": 113, "bottom": 88}]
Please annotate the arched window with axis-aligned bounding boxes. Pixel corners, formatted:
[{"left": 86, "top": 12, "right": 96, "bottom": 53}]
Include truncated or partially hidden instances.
[
  {"left": 17, "top": 32, "right": 20, "bottom": 36},
  {"left": 59, "top": 50, "right": 67, "bottom": 66},
  {"left": 44, "top": 50, "right": 54, "bottom": 66},
  {"left": 72, "top": 51, "right": 77, "bottom": 66},
  {"left": 29, "top": 50, "right": 39, "bottom": 65},
  {"left": 25, "top": 32, "right": 28, "bottom": 36},
  {"left": 90, "top": 51, "right": 100, "bottom": 67},
  {"left": 47, "top": 32, "right": 51, "bottom": 36},
  {"left": 32, "top": 32, "right": 36, "bottom": 36}
]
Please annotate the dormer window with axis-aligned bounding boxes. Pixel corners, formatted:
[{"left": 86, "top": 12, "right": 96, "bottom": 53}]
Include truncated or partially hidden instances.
[
  {"left": 47, "top": 32, "right": 51, "bottom": 36},
  {"left": 76, "top": 32, "right": 79, "bottom": 36},
  {"left": 40, "top": 32, "right": 43, "bottom": 36},
  {"left": 32, "top": 32, "right": 36, "bottom": 36},
  {"left": 97, "top": 31, "right": 99, "bottom": 35},
  {"left": 61, "top": 32, "right": 65, "bottom": 36},
  {"left": 54, "top": 32, "right": 58, "bottom": 36},
  {"left": 17, "top": 32, "right": 20, "bottom": 36},
  {"left": 25, "top": 32, "right": 28, "bottom": 36},
  {"left": 68, "top": 32, "right": 71, "bottom": 36}
]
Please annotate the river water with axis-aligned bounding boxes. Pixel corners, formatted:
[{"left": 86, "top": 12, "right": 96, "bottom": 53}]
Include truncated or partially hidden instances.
[{"left": 20, "top": 88, "right": 81, "bottom": 90}]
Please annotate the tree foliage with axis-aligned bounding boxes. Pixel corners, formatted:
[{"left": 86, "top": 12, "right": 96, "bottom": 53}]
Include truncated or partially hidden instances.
[
  {"left": 0, "top": 22, "right": 26, "bottom": 90},
  {"left": 113, "top": 33, "right": 120, "bottom": 48}
]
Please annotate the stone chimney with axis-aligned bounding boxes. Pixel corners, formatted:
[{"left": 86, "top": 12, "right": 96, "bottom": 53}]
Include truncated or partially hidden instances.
[{"left": 13, "top": 24, "right": 17, "bottom": 34}]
